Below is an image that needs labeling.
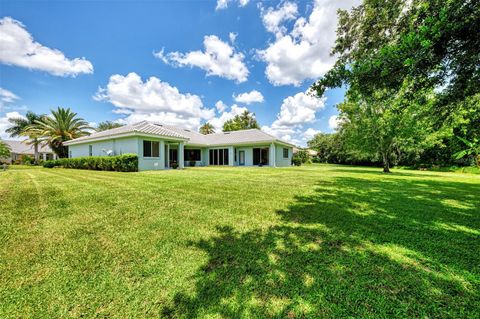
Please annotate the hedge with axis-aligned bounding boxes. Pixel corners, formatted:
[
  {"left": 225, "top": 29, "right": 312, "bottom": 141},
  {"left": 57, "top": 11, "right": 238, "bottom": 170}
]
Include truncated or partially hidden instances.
[{"left": 43, "top": 154, "right": 138, "bottom": 172}]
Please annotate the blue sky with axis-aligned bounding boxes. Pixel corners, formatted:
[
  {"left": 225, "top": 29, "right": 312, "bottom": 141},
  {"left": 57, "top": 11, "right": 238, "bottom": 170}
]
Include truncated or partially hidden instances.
[{"left": 0, "top": 0, "right": 357, "bottom": 145}]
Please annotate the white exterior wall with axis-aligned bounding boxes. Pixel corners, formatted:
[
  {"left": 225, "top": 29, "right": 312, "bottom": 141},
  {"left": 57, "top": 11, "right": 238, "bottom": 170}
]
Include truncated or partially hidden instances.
[
  {"left": 68, "top": 137, "right": 139, "bottom": 158},
  {"left": 275, "top": 144, "right": 292, "bottom": 167}
]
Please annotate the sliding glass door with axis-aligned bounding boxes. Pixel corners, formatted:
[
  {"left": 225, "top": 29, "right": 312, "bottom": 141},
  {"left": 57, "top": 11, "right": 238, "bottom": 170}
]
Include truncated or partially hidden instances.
[
  {"left": 253, "top": 148, "right": 269, "bottom": 166},
  {"left": 209, "top": 148, "right": 229, "bottom": 165}
]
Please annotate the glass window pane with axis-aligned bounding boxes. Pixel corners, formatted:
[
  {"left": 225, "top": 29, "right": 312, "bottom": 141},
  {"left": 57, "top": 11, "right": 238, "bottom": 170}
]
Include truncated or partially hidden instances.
[
  {"left": 143, "top": 140, "right": 151, "bottom": 157},
  {"left": 219, "top": 149, "right": 223, "bottom": 165},
  {"left": 213, "top": 150, "right": 218, "bottom": 165},
  {"left": 152, "top": 142, "right": 160, "bottom": 157},
  {"left": 209, "top": 149, "right": 213, "bottom": 165},
  {"left": 224, "top": 148, "right": 228, "bottom": 165}
]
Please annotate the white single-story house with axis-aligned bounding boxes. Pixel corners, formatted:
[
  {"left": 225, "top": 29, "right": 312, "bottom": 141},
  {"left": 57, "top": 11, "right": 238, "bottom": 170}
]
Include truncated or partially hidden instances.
[
  {"left": 1, "top": 140, "right": 57, "bottom": 164},
  {"left": 64, "top": 121, "right": 295, "bottom": 171}
]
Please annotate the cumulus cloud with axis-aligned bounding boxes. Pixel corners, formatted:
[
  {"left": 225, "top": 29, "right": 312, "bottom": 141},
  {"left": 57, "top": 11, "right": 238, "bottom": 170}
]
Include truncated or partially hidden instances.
[
  {"left": 233, "top": 90, "right": 264, "bottom": 104},
  {"left": 0, "top": 111, "right": 25, "bottom": 139},
  {"left": 93, "top": 72, "right": 215, "bottom": 130},
  {"left": 303, "top": 127, "right": 320, "bottom": 140},
  {"left": 155, "top": 35, "right": 248, "bottom": 83},
  {"left": 262, "top": 91, "right": 325, "bottom": 146},
  {"left": 258, "top": 0, "right": 360, "bottom": 86},
  {"left": 209, "top": 104, "right": 249, "bottom": 131},
  {"left": 215, "top": 100, "right": 228, "bottom": 113},
  {"left": 0, "top": 17, "right": 93, "bottom": 77},
  {"left": 273, "top": 91, "right": 326, "bottom": 127},
  {"left": 261, "top": 1, "right": 298, "bottom": 38},
  {"left": 329, "top": 115, "right": 340, "bottom": 130},
  {"left": 216, "top": 0, "right": 249, "bottom": 10}
]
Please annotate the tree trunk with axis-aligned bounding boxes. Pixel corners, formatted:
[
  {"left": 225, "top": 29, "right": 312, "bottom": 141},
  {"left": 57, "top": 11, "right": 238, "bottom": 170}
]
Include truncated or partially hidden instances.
[
  {"left": 382, "top": 152, "right": 391, "bottom": 173},
  {"left": 34, "top": 142, "right": 39, "bottom": 164}
]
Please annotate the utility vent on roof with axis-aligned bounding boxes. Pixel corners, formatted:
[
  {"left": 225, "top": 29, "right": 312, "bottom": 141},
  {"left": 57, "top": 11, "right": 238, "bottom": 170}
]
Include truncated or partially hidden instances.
[
  {"left": 154, "top": 124, "right": 163, "bottom": 127},
  {"left": 184, "top": 129, "right": 191, "bottom": 132},
  {"left": 223, "top": 132, "right": 230, "bottom": 134}
]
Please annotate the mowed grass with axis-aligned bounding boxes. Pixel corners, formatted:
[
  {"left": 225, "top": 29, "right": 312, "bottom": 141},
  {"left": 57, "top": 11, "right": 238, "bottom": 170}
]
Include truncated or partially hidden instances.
[{"left": 0, "top": 165, "right": 479, "bottom": 318}]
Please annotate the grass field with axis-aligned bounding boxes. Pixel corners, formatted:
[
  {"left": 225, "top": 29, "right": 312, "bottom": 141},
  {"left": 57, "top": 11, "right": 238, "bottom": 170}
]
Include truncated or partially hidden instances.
[{"left": 1, "top": 165, "right": 479, "bottom": 318}]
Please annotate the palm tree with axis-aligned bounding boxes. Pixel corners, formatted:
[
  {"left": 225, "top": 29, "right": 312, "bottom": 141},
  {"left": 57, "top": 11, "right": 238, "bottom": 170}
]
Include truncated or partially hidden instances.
[
  {"left": 199, "top": 122, "right": 215, "bottom": 135},
  {"left": 28, "top": 107, "right": 92, "bottom": 158},
  {"left": 96, "top": 121, "right": 124, "bottom": 132},
  {"left": 6, "top": 111, "right": 45, "bottom": 163}
]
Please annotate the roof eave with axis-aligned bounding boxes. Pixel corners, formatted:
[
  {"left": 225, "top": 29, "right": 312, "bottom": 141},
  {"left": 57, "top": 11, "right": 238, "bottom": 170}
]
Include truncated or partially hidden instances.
[{"left": 64, "top": 131, "right": 188, "bottom": 145}]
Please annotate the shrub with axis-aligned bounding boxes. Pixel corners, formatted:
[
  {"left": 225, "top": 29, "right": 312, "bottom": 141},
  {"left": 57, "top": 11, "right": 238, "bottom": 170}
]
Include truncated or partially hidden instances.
[
  {"left": 43, "top": 154, "right": 138, "bottom": 172},
  {"left": 292, "top": 155, "right": 303, "bottom": 166}
]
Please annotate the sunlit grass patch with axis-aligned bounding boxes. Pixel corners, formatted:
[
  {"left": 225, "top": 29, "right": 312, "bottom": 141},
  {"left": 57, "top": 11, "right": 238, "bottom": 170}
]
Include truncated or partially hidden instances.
[{"left": 1, "top": 164, "right": 479, "bottom": 318}]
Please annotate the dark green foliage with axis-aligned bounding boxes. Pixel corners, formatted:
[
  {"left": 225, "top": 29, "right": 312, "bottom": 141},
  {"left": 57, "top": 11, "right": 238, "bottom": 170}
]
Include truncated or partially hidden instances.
[
  {"left": 96, "top": 121, "right": 124, "bottom": 132},
  {"left": 223, "top": 110, "right": 260, "bottom": 132},
  {"left": 199, "top": 122, "right": 215, "bottom": 135},
  {"left": 292, "top": 149, "right": 309, "bottom": 166},
  {"left": 310, "top": 0, "right": 480, "bottom": 170},
  {"left": 0, "top": 139, "right": 10, "bottom": 158},
  {"left": 43, "top": 154, "right": 138, "bottom": 172}
]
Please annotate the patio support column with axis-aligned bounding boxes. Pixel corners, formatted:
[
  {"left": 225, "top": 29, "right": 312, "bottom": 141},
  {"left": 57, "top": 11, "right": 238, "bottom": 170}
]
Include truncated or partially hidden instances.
[
  {"left": 270, "top": 143, "right": 276, "bottom": 167},
  {"left": 178, "top": 142, "right": 185, "bottom": 169},
  {"left": 159, "top": 140, "right": 165, "bottom": 169},
  {"left": 166, "top": 143, "right": 170, "bottom": 168},
  {"left": 228, "top": 146, "right": 234, "bottom": 166}
]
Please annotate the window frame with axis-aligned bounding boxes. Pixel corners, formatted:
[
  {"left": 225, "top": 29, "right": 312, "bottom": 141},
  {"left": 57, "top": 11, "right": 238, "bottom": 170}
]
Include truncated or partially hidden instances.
[
  {"left": 283, "top": 148, "right": 289, "bottom": 159},
  {"left": 143, "top": 140, "right": 160, "bottom": 158}
]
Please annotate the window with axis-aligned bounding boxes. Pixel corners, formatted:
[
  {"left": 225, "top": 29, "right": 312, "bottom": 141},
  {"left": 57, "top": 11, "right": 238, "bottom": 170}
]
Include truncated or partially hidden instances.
[
  {"left": 184, "top": 149, "right": 201, "bottom": 161},
  {"left": 253, "top": 148, "right": 269, "bottom": 165},
  {"left": 208, "top": 148, "right": 229, "bottom": 165},
  {"left": 69, "top": 151, "right": 72, "bottom": 158},
  {"left": 143, "top": 140, "right": 160, "bottom": 157},
  {"left": 283, "top": 148, "right": 289, "bottom": 158},
  {"left": 89, "top": 145, "right": 93, "bottom": 156}
]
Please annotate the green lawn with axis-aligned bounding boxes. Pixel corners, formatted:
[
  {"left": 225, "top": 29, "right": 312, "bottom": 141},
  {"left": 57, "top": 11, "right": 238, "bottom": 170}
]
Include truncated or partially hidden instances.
[{"left": 1, "top": 165, "right": 479, "bottom": 318}]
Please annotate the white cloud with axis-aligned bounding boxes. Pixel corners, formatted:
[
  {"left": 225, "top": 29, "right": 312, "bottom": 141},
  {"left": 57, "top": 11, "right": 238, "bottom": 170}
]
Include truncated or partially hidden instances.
[
  {"left": 0, "top": 111, "right": 25, "bottom": 140},
  {"left": 233, "top": 90, "right": 264, "bottom": 104},
  {"left": 258, "top": 0, "right": 360, "bottom": 86},
  {"left": 303, "top": 127, "right": 320, "bottom": 140},
  {"left": 216, "top": 0, "right": 249, "bottom": 10},
  {"left": 156, "top": 35, "right": 248, "bottom": 83},
  {"left": 215, "top": 100, "right": 228, "bottom": 113},
  {"left": 209, "top": 104, "right": 249, "bottom": 131},
  {"left": 329, "top": 115, "right": 340, "bottom": 130},
  {"left": 273, "top": 91, "right": 325, "bottom": 127},
  {"left": 262, "top": 91, "right": 326, "bottom": 146},
  {"left": 229, "top": 32, "right": 237, "bottom": 44},
  {"left": 0, "top": 88, "right": 19, "bottom": 104},
  {"left": 0, "top": 17, "right": 93, "bottom": 77},
  {"left": 261, "top": 2, "right": 298, "bottom": 38},
  {"left": 94, "top": 72, "right": 215, "bottom": 130}
]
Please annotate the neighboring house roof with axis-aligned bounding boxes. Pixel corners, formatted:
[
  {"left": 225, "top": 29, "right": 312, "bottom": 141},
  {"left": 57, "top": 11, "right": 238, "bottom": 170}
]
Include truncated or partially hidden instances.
[
  {"left": 64, "top": 121, "right": 296, "bottom": 147},
  {"left": 3, "top": 140, "right": 53, "bottom": 154}
]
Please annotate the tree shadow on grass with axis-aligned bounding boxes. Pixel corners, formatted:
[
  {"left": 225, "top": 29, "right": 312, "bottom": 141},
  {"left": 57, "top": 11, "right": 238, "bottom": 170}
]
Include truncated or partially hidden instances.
[{"left": 163, "top": 175, "right": 480, "bottom": 318}]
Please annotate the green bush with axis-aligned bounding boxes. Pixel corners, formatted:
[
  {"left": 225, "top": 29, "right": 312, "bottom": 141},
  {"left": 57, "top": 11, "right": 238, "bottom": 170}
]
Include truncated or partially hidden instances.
[
  {"left": 43, "top": 154, "right": 138, "bottom": 172},
  {"left": 292, "top": 155, "right": 303, "bottom": 166}
]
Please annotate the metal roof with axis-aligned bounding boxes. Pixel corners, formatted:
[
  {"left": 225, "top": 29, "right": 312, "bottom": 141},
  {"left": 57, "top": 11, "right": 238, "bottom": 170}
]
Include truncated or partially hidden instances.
[
  {"left": 64, "top": 121, "right": 296, "bottom": 147},
  {"left": 64, "top": 121, "right": 188, "bottom": 145}
]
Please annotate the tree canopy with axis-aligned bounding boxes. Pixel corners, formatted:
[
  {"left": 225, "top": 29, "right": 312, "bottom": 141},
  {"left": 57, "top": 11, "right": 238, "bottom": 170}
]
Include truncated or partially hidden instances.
[
  {"left": 27, "top": 107, "right": 92, "bottom": 158},
  {"left": 96, "top": 121, "right": 124, "bottom": 132},
  {"left": 309, "top": 0, "right": 479, "bottom": 171},
  {"left": 199, "top": 122, "right": 215, "bottom": 135},
  {"left": 223, "top": 110, "right": 260, "bottom": 132}
]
